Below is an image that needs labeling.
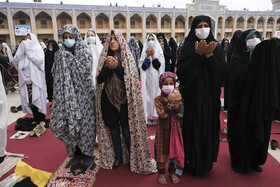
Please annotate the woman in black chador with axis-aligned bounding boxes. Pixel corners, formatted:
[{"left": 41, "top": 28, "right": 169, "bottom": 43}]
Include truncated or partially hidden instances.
[
  {"left": 177, "top": 15, "right": 225, "bottom": 176},
  {"left": 228, "top": 29, "right": 279, "bottom": 174}
]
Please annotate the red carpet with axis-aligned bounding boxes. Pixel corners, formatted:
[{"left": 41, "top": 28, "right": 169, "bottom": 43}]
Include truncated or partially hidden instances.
[
  {"left": 271, "top": 121, "right": 280, "bottom": 149},
  {"left": 1, "top": 103, "right": 280, "bottom": 187}
]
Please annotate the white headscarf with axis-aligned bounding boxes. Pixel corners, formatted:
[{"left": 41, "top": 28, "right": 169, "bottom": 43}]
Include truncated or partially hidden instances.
[
  {"left": 12, "top": 33, "right": 46, "bottom": 115},
  {"left": 138, "top": 33, "right": 165, "bottom": 123},
  {"left": 84, "top": 30, "right": 103, "bottom": 88},
  {"left": 2, "top": 43, "right": 13, "bottom": 64}
]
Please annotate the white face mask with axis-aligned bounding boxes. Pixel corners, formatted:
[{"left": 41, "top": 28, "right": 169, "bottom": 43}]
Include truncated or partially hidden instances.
[
  {"left": 246, "top": 37, "right": 261, "bottom": 51},
  {"left": 195, "top": 27, "right": 210, "bottom": 40},
  {"left": 162, "top": 85, "right": 175, "bottom": 95},
  {"left": 58, "top": 44, "right": 62, "bottom": 48},
  {"left": 148, "top": 41, "right": 156, "bottom": 48}
]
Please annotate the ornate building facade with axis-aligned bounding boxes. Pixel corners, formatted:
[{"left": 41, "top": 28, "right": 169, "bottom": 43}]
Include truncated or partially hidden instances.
[{"left": 0, "top": 0, "right": 280, "bottom": 49}]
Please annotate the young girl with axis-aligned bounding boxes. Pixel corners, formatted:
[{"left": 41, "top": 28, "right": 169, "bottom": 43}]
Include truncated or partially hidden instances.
[{"left": 154, "top": 72, "right": 184, "bottom": 184}]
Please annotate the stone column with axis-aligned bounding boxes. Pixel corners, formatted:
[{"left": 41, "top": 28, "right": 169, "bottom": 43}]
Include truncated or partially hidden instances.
[
  {"left": 142, "top": 12, "right": 146, "bottom": 42},
  {"left": 7, "top": 8, "right": 16, "bottom": 49},
  {"left": 263, "top": 16, "right": 268, "bottom": 38},
  {"left": 52, "top": 9, "right": 58, "bottom": 41},
  {"left": 92, "top": 10, "right": 95, "bottom": 30},
  {"left": 157, "top": 13, "right": 161, "bottom": 33},
  {"left": 233, "top": 14, "right": 237, "bottom": 32},
  {"left": 254, "top": 15, "right": 258, "bottom": 30},
  {"left": 126, "top": 11, "right": 130, "bottom": 41},
  {"left": 110, "top": 10, "right": 113, "bottom": 30},
  {"left": 222, "top": 16, "right": 225, "bottom": 39},
  {"left": 273, "top": 16, "right": 277, "bottom": 34},
  {"left": 30, "top": 8, "right": 36, "bottom": 35},
  {"left": 244, "top": 15, "right": 248, "bottom": 31},
  {"left": 185, "top": 15, "right": 189, "bottom": 37},
  {"left": 172, "top": 13, "right": 175, "bottom": 38},
  {"left": 72, "top": 9, "right": 77, "bottom": 26}
]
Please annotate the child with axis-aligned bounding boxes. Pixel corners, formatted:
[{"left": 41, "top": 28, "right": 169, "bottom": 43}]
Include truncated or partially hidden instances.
[{"left": 154, "top": 72, "right": 184, "bottom": 184}]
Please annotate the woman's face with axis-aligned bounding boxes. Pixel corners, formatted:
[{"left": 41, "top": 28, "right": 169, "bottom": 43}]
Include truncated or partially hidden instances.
[
  {"left": 109, "top": 33, "right": 120, "bottom": 52},
  {"left": 48, "top": 43, "right": 53, "bottom": 49},
  {"left": 87, "top": 31, "right": 95, "bottom": 38},
  {"left": 26, "top": 34, "right": 31, "bottom": 40},
  {"left": 148, "top": 35, "right": 155, "bottom": 42},
  {"left": 63, "top": 32, "right": 75, "bottom": 40},
  {"left": 162, "top": 77, "right": 174, "bottom": 87},
  {"left": 195, "top": 21, "right": 210, "bottom": 30}
]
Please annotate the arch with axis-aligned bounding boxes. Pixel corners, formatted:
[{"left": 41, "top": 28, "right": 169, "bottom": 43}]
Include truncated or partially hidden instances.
[
  {"left": 218, "top": 16, "right": 223, "bottom": 29},
  {"left": 95, "top": 13, "right": 109, "bottom": 29},
  {"left": 35, "top": 11, "right": 52, "bottom": 29},
  {"left": 13, "top": 10, "right": 31, "bottom": 24},
  {"left": 225, "top": 16, "right": 234, "bottom": 28},
  {"left": 56, "top": 11, "right": 72, "bottom": 29},
  {"left": 161, "top": 14, "right": 172, "bottom": 29},
  {"left": 188, "top": 16, "right": 194, "bottom": 29},
  {"left": 130, "top": 13, "right": 142, "bottom": 29},
  {"left": 35, "top": 10, "right": 52, "bottom": 18},
  {"left": 175, "top": 15, "right": 185, "bottom": 29},
  {"left": 247, "top": 16, "right": 255, "bottom": 29},
  {"left": 113, "top": 13, "right": 126, "bottom": 29},
  {"left": 13, "top": 11, "right": 31, "bottom": 45},
  {"left": 146, "top": 14, "right": 157, "bottom": 29},
  {"left": 257, "top": 17, "right": 264, "bottom": 28},
  {"left": 267, "top": 17, "right": 274, "bottom": 28},
  {"left": 0, "top": 12, "right": 8, "bottom": 29},
  {"left": 77, "top": 12, "right": 91, "bottom": 29},
  {"left": 236, "top": 16, "right": 245, "bottom": 29}
]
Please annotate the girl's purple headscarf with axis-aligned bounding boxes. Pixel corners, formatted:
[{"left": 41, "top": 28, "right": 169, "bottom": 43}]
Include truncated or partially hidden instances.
[{"left": 159, "top": 72, "right": 176, "bottom": 97}]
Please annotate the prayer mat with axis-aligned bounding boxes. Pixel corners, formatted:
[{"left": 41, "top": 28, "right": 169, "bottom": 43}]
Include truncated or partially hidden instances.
[
  {"left": 47, "top": 150, "right": 99, "bottom": 187},
  {"left": 0, "top": 153, "right": 26, "bottom": 178}
]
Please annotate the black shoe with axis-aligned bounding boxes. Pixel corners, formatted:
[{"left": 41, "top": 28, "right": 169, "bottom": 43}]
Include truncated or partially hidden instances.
[
  {"left": 271, "top": 140, "right": 279, "bottom": 150},
  {"left": 0, "top": 155, "right": 6, "bottom": 164},
  {"left": 70, "top": 155, "right": 81, "bottom": 166},
  {"left": 11, "top": 106, "right": 18, "bottom": 113},
  {"left": 252, "top": 165, "right": 263, "bottom": 172},
  {"left": 17, "top": 105, "right": 22, "bottom": 111},
  {"left": 112, "top": 158, "right": 122, "bottom": 170},
  {"left": 83, "top": 155, "right": 93, "bottom": 166}
]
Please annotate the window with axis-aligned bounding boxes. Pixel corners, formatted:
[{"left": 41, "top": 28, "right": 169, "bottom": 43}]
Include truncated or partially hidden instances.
[
  {"left": 0, "top": 19, "right": 4, "bottom": 28},
  {"left": 131, "top": 21, "right": 135, "bottom": 28},
  {"left": 79, "top": 20, "right": 85, "bottom": 28},
  {"left": 146, "top": 21, "right": 150, "bottom": 28},
  {"left": 61, "top": 20, "right": 66, "bottom": 27},
  {"left": 19, "top": 20, "right": 26, "bottom": 25},
  {"left": 114, "top": 21, "right": 119, "bottom": 28},
  {"left": 41, "top": 20, "right": 47, "bottom": 28}
]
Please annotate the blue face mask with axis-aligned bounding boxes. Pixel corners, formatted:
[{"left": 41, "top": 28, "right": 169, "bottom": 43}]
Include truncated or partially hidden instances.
[
  {"left": 63, "top": 39, "right": 76, "bottom": 48},
  {"left": 49, "top": 48, "right": 53, "bottom": 52},
  {"left": 87, "top": 36, "right": 96, "bottom": 44}
]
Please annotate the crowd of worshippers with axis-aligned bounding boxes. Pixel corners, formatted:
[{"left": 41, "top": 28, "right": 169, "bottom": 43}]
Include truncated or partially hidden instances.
[{"left": 1, "top": 14, "right": 280, "bottom": 185}]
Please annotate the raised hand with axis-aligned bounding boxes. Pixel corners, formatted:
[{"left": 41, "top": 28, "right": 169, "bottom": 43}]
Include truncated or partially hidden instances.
[
  {"left": 195, "top": 40, "right": 207, "bottom": 56},
  {"left": 204, "top": 41, "right": 217, "bottom": 58}
]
